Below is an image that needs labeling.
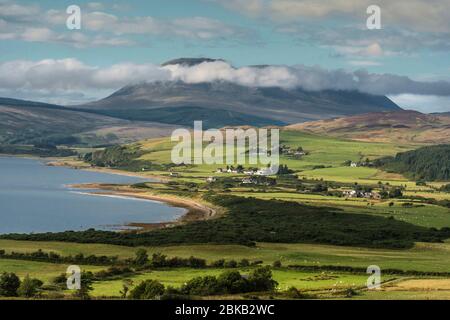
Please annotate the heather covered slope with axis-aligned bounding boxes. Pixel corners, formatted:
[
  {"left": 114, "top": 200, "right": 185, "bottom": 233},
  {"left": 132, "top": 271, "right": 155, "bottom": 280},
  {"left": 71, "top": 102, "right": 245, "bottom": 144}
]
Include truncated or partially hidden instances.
[{"left": 287, "top": 111, "right": 450, "bottom": 144}]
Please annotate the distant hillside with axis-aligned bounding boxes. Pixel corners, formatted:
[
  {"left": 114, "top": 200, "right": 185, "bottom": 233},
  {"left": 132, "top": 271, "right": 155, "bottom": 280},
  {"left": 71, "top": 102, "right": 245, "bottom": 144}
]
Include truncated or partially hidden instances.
[
  {"left": 287, "top": 111, "right": 450, "bottom": 144},
  {"left": 0, "top": 97, "right": 180, "bottom": 146},
  {"left": 77, "top": 58, "right": 401, "bottom": 128},
  {"left": 376, "top": 145, "right": 450, "bottom": 181}
]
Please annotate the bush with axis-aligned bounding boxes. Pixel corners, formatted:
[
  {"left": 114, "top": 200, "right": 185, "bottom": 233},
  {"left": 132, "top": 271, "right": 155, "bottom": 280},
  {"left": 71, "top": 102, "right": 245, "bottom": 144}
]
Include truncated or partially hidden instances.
[
  {"left": 217, "top": 270, "right": 249, "bottom": 294},
  {"left": 238, "top": 259, "right": 250, "bottom": 267},
  {"left": 18, "top": 275, "right": 43, "bottom": 298},
  {"left": 224, "top": 260, "right": 238, "bottom": 268},
  {"left": 129, "top": 280, "right": 165, "bottom": 300},
  {"left": 181, "top": 276, "right": 220, "bottom": 296},
  {"left": 211, "top": 259, "right": 225, "bottom": 268},
  {"left": 0, "top": 272, "right": 21, "bottom": 297},
  {"left": 284, "top": 287, "right": 306, "bottom": 299},
  {"left": 248, "top": 266, "right": 278, "bottom": 292},
  {"left": 272, "top": 260, "right": 282, "bottom": 268}
]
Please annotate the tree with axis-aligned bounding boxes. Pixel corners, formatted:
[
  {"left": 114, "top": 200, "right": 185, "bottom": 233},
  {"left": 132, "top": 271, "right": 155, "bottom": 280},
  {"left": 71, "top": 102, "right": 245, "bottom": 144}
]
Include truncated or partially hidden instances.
[
  {"left": 73, "top": 271, "right": 94, "bottom": 300},
  {"left": 18, "top": 275, "right": 42, "bottom": 298},
  {"left": 150, "top": 252, "right": 167, "bottom": 268},
  {"left": 238, "top": 259, "right": 250, "bottom": 267},
  {"left": 134, "top": 249, "right": 149, "bottom": 266},
  {"left": 0, "top": 272, "right": 21, "bottom": 297},
  {"left": 120, "top": 279, "right": 134, "bottom": 299},
  {"left": 217, "top": 270, "right": 248, "bottom": 294},
  {"left": 129, "top": 280, "right": 165, "bottom": 300},
  {"left": 181, "top": 276, "right": 220, "bottom": 295},
  {"left": 248, "top": 266, "right": 278, "bottom": 292}
]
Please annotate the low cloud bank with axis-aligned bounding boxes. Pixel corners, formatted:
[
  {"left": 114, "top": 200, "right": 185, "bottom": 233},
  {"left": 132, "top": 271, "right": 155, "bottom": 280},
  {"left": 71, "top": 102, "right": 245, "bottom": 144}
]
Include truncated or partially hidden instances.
[{"left": 1, "top": 59, "right": 450, "bottom": 105}]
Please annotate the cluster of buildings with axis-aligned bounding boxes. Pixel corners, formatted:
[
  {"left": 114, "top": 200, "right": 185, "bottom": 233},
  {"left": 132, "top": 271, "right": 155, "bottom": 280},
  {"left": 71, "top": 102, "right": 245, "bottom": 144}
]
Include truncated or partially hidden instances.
[
  {"left": 279, "top": 145, "right": 307, "bottom": 158},
  {"left": 342, "top": 190, "right": 381, "bottom": 199},
  {"left": 215, "top": 166, "right": 277, "bottom": 176}
]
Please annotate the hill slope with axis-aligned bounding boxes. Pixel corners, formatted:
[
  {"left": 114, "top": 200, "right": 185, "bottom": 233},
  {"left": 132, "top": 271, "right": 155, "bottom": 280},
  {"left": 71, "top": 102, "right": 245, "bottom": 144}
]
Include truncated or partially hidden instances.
[
  {"left": 0, "top": 98, "right": 180, "bottom": 146},
  {"left": 287, "top": 111, "right": 450, "bottom": 144}
]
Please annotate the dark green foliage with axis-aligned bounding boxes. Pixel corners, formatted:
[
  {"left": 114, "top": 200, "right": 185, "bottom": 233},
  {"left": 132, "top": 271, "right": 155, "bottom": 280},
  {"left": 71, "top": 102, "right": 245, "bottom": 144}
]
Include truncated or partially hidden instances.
[
  {"left": 377, "top": 145, "right": 450, "bottom": 181},
  {"left": 0, "top": 144, "right": 75, "bottom": 157},
  {"left": 134, "top": 249, "right": 149, "bottom": 266},
  {"left": 272, "top": 260, "right": 282, "bottom": 268},
  {"left": 129, "top": 280, "right": 165, "bottom": 300},
  {"left": 18, "top": 275, "right": 43, "bottom": 298},
  {"left": 2, "top": 196, "right": 449, "bottom": 249},
  {"left": 84, "top": 145, "right": 172, "bottom": 171},
  {"left": 181, "top": 267, "right": 277, "bottom": 296},
  {"left": 0, "top": 249, "right": 119, "bottom": 266},
  {"left": 0, "top": 272, "right": 21, "bottom": 297},
  {"left": 181, "top": 276, "right": 220, "bottom": 295},
  {"left": 73, "top": 271, "right": 94, "bottom": 300},
  {"left": 94, "top": 266, "right": 134, "bottom": 280},
  {"left": 247, "top": 266, "right": 278, "bottom": 292}
]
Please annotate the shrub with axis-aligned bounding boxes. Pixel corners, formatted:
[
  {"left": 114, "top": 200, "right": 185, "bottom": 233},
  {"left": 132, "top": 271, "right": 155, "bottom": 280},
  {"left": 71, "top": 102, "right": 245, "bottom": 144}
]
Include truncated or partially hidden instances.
[
  {"left": 248, "top": 266, "right": 278, "bottom": 292},
  {"left": 272, "top": 260, "right": 282, "bottom": 268},
  {"left": 181, "top": 276, "right": 220, "bottom": 296},
  {"left": 18, "top": 275, "right": 43, "bottom": 298},
  {"left": 0, "top": 272, "right": 21, "bottom": 297},
  {"left": 211, "top": 259, "right": 225, "bottom": 268},
  {"left": 224, "top": 260, "right": 238, "bottom": 268},
  {"left": 129, "top": 280, "right": 165, "bottom": 300},
  {"left": 217, "top": 270, "right": 249, "bottom": 294}
]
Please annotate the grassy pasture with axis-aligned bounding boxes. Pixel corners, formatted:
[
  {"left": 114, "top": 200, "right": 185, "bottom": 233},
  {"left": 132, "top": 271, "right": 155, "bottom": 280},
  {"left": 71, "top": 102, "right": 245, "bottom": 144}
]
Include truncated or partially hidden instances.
[
  {"left": 91, "top": 268, "right": 372, "bottom": 297},
  {"left": 0, "top": 259, "right": 103, "bottom": 282},
  {"left": 2, "top": 240, "right": 450, "bottom": 273}
]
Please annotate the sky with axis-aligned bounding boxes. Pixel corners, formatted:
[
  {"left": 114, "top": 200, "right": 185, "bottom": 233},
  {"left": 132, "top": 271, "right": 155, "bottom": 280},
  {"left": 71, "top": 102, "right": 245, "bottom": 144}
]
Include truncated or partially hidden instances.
[{"left": 0, "top": 0, "right": 449, "bottom": 112}]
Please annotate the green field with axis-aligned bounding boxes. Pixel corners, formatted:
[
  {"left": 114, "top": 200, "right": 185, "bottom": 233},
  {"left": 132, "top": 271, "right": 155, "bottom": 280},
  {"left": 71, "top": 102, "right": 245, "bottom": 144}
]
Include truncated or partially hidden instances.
[
  {"left": 91, "top": 268, "right": 372, "bottom": 297},
  {"left": 2, "top": 240, "right": 450, "bottom": 273},
  {"left": 0, "top": 259, "right": 103, "bottom": 282}
]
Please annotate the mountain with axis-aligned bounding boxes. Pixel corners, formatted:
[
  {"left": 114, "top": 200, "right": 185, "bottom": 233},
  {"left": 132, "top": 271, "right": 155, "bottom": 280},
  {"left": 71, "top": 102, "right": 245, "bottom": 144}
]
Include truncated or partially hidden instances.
[
  {"left": 76, "top": 58, "right": 401, "bottom": 128},
  {"left": 79, "top": 83, "right": 401, "bottom": 128},
  {"left": 0, "top": 97, "right": 180, "bottom": 146},
  {"left": 286, "top": 110, "right": 450, "bottom": 144}
]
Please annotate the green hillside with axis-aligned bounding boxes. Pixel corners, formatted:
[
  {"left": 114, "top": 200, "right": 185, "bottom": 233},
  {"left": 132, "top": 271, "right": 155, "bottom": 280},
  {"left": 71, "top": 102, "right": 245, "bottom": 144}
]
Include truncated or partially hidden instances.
[{"left": 378, "top": 145, "right": 450, "bottom": 181}]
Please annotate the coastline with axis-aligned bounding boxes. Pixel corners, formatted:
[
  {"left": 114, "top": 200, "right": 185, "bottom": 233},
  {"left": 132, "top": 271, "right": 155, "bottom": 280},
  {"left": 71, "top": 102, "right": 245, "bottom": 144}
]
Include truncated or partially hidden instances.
[
  {"left": 46, "top": 159, "right": 169, "bottom": 181},
  {"left": 69, "top": 183, "right": 220, "bottom": 232}
]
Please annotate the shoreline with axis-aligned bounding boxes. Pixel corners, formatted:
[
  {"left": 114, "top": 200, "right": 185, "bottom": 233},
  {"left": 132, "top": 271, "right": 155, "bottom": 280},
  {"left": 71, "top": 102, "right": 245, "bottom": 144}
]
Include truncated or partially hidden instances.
[
  {"left": 69, "top": 183, "right": 219, "bottom": 232},
  {"left": 46, "top": 159, "right": 169, "bottom": 181}
]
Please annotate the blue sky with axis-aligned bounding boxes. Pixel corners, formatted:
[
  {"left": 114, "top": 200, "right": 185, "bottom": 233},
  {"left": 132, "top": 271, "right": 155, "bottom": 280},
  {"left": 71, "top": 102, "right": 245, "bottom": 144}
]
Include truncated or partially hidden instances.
[{"left": 1, "top": 0, "right": 450, "bottom": 111}]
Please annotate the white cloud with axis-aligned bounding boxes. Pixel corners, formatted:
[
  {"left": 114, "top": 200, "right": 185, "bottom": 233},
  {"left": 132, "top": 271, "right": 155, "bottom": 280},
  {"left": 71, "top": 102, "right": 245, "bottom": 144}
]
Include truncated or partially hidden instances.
[
  {"left": 348, "top": 60, "right": 382, "bottom": 67},
  {"left": 0, "top": 2, "right": 252, "bottom": 47},
  {"left": 1, "top": 59, "right": 450, "bottom": 104},
  {"left": 212, "top": 0, "right": 450, "bottom": 33},
  {"left": 87, "top": 2, "right": 105, "bottom": 11}
]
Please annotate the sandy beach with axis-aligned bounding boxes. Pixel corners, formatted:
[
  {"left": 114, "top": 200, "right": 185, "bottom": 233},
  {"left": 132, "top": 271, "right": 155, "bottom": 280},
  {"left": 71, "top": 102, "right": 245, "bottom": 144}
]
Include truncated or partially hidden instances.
[{"left": 69, "top": 183, "right": 220, "bottom": 232}]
